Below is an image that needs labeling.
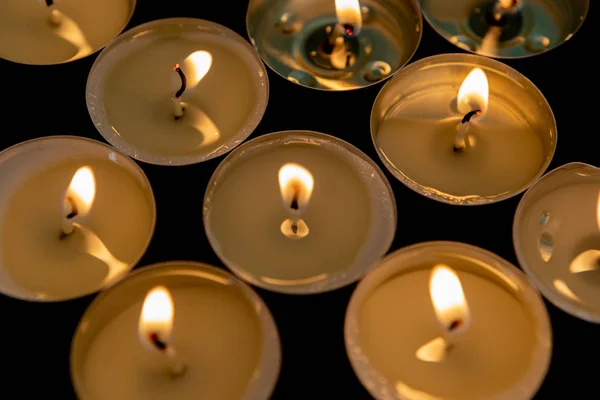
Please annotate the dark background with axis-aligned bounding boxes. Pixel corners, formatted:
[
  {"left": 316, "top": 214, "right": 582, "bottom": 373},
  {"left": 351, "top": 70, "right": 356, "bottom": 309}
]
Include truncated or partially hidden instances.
[{"left": 1, "top": 1, "right": 598, "bottom": 398}]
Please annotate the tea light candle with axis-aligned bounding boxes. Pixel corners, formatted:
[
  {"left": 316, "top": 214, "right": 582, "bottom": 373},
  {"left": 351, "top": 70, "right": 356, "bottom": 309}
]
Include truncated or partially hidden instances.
[
  {"left": 246, "top": 0, "right": 422, "bottom": 90},
  {"left": 0, "top": 0, "right": 134, "bottom": 65},
  {"left": 371, "top": 53, "right": 556, "bottom": 205},
  {"left": 204, "top": 130, "right": 396, "bottom": 294},
  {"left": 70, "top": 261, "right": 281, "bottom": 400},
  {"left": 514, "top": 162, "right": 600, "bottom": 322},
  {"left": 87, "top": 18, "right": 268, "bottom": 166},
  {"left": 0, "top": 136, "right": 155, "bottom": 301},
  {"left": 345, "top": 242, "right": 552, "bottom": 400},
  {"left": 420, "top": 0, "right": 589, "bottom": 58}
]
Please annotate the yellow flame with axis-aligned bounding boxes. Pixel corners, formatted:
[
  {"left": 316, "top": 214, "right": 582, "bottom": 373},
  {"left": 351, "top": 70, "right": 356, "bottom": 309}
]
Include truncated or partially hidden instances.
[
  {"left": 278, "top": 163, "right": 314, "bottom": 212},
  {"left": 498, "top": 0, "right": 517, "bottom": 9},
  {"left": 181, "top": 51, "right": 213, "bottom": 91},
  {"left": 335, "top": 0, "right": 362, "bottom": 34},
  {"left": 65, "top": 166, "right": 96, "bottom": 217},
  {"left": 138, "top": 286, "right": 174, "bottom": 348},
  {"left": 430, "top": 264, "right": 470, "bottom": 333},
  {"left": 457, "top": 68, "right": 489, "bottom": 115}
]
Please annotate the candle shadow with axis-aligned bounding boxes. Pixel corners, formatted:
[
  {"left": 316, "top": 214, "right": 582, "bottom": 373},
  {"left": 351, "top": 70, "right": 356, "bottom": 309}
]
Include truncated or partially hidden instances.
[
  {"left": 180, "top": 102, "right": 221, "bottom": 147},
  {"left": 74, "top": 223, "right": 129, "bottom": 287},
  {"left": 52, "top": 11, "right": 93, "bottom": 61}
]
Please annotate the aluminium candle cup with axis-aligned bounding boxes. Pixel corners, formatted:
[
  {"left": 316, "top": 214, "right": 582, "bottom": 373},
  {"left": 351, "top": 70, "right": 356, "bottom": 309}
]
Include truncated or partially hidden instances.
[
  {"left": 345, "top": 241, "right": 552, "bottom": 400},
  {"left": 70, "top": 261, "right": 281, "bottom": 400},
  {"left": 0, "top": 0, "right": 135, "bottom": 65},
  {"left": 246, "top": 0, "right": 422, "bottom": 91},
  {"left": 371, "top": 53, "right": 556, "bottom": 205},
  {"left": 514, "top": 163, "right": 600, "bottom": 323},
  {"left": 420, "top": 0, "right": 589, "bottom": 58},
  {"left": 204, "top": 130, "right": 397, "bottom": 294},
  {"left": 87, "top": 18, "right": 269, "bottom": 166},
  {"left": 0, "top": 136, "right": 156, "bottom": 302}
]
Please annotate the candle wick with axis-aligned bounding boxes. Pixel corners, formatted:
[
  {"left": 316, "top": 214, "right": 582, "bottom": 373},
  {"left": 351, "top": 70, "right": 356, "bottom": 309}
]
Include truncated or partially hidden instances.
[
  {"left": 290, "top": 189, "right": 300, "bottom": 211},
  {"left": 174, "top": 65, "right": 187, "bottom": 99},
  {"left": 448, "top": 319, "right": 463, "bottom": 332},
  {"left": 453, "top": 109, "right": 482, "bottom": 152},
  {"left": 45, "top": 0, "right": 54, "bottom": 6},
  {"left": 149, "top": 332, "right": 168, "bottom": 351},
  {"left": 461, "top": 109, "right": 482, "bottom": 124},
  {"left": 343, "top": 24, "right": 355, "bottom": 36},
  {"left": 65, "top": 197, "right": 78, "bottom": 219}
]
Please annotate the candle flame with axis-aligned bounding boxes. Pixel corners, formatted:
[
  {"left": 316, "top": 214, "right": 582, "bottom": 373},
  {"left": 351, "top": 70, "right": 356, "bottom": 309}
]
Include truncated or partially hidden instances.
[
  {"left": 139, "top": 286, "right": 174, "bottom": 351},
  {"left": 65, "top": 166, "right": 96, "bottom": 218},
  {"left": 335, "top": 0, "right": 362, "bottom": 35},
  {"left": 457, "top": 68, "right": 489, "bottom": 115},
  {"left": 430, "top": 264, "right": 470, "bottom": 334},
  {"left": 498, "top": 0, "right": 518, "bottom": 9},
  {"left": 182, "top": 51, "right": 213, "bottom": 91},
  {"left": 278, "top": 163, "right": 314, "bottom": 212}
]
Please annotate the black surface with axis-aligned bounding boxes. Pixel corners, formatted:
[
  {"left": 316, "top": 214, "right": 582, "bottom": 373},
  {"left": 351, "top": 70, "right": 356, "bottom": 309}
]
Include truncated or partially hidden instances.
[{"left": 1, "top": 1, "right": 598, "bottom": 399}]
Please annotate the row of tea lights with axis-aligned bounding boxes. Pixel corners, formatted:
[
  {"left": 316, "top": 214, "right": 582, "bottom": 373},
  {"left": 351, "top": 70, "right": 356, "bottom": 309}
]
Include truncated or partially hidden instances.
[{"left": 0, "top": 0, "right": 596, "bottom": 400}]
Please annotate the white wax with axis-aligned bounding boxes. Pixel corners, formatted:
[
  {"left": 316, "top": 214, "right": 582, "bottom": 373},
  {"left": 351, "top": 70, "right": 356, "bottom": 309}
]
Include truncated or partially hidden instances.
[
  {"left": 0, "top": 0, "right": 131, "bottom": 64},
  {"left": 102, "top": 35, "right": 258, "bottom": 158},
  {"left": 359, "top": 266, "right": 536, "bottom": 399},
  {"left": 81, "top": 284, "right": 262, "bottom": 400},
  {"left": 208, "top": 143, "right": 371, "bottom": 283},
  {"left": 376, "top": 89, "right": 545, "bottom": 199},
  {"left": 0, "top": 158, "right": 153, "bottom": 299},
  {"left": 517, "top": 182, "right": 600, "bottom": 311}
]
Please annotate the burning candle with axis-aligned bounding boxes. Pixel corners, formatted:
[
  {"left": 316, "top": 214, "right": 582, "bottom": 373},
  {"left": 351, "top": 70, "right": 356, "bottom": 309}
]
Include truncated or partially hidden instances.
[
  {"left": 0, "top": 0, "right": 134, "bottom": 65},
  {"left": 372, "top": 53, "right": 556, "bottom": 205},
  {"left": 514, "top": 162, "right": 600, "bottom": 322},
  {"left": 345, "top": 242, "right": 552, "bottom": 400},
  {"left": 87, "top": 18, "right": 268, "bottom": 166},
  {"left": 71, "top": 262, "right": 280, "bottom": 400},
  {"left": 0, "top": 136, "right": 155, "bottom": 301},
  {"left": 204, "top": 130, "right": 396, "bottom": 294},
  {"left": 420, "top": 0, "right": 589, "bottom": 57},
  {"left": 247, "top": 0, "right": 422, "bottom": 90}
]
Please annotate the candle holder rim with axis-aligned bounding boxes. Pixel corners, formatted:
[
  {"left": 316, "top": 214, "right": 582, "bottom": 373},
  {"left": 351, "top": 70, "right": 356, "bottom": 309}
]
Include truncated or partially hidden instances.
[
  {"left": 244, "top": 0, "right": 424, "bottom": 92},
  {"left": 203, "top": 129, "right": 397, "bottom": 294},
  {"left": 370, "top": 53, "right": 557, "bottom": 206},
  {"left": 70, "top": 260, "right": 281, "bottom": 400},
  {"left": 421, "top": 0, "right": 590, "bottom": 60},
  {"left": 513, "top": 161, "right": 600, "bottom": 323},
  {"left": 86, "top": 17, "right": 270, "bottom": 166},
  {"left": 0, "top": 135, "right": 157, "bottom": 303},
  {"left": 0, "top": 0, "right": 137, "bottom": 66},
  {"left": 345, "top": 240, "right": 552, "bottom": 400}
]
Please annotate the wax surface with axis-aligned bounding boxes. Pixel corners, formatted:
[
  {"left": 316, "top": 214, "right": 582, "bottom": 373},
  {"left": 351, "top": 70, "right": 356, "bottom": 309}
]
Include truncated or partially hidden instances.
[
  {"left": 103, "top": 36, "right": 256, "bottom": 158},
  {"left": 376, "top": 89, "right": 545, "bottom": 199},
  {"left": 0, "top": 0, "right": 130, "bottom": 64},
  {"left": 207, "top": 143, "right": 371, "bottom": 283},
  {"left": 82, "top": 285, "right": 262, "bottom": 400},
  {"left": 359, "top": 267, "right": 535, "bottom": 399},
  {"left": 518, "top": 182, "right": 600, "bottom": 310},
  {"left": 0, "top": 158, "right": 153, "bottom": 299}
]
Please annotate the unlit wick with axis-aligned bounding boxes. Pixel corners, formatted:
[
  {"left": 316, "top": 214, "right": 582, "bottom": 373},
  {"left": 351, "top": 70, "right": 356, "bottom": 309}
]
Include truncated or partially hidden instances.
[
  {"left": 173, "top": 64, "right": 187, "bottom": 120},
  {"left": 149, "top": 332, "right": 186, "bottom": 377},
  {"left": 453, "top": 109, "right": 482, "bottom": 152}
]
